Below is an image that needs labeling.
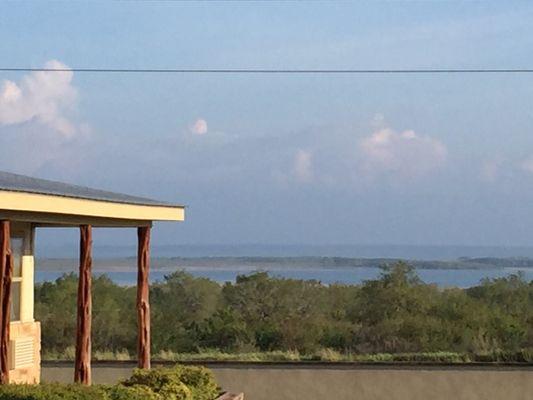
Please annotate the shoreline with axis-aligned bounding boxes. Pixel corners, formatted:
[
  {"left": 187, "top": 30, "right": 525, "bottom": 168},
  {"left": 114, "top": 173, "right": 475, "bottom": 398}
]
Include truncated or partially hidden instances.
[{"left": 34, "top": 256, "right": 533, "bottom": 272}]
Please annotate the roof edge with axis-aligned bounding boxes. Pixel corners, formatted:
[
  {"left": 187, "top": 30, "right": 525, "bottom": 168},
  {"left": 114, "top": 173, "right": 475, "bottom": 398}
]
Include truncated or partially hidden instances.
[
  {"left": 0, "top": 187, "right": 184, "bottom": 209},
  {"left": 0, "top": 190, "right": 185, "bottom": 222},
  {"left": 0, "top": 170, "right": 181, "bottom": 207}
]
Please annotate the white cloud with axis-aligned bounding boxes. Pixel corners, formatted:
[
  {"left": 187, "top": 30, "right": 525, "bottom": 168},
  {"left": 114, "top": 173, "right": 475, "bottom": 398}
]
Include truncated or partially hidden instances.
[
  {"left": 480, "top": 158, "right": 504, "bottom": 182},
  {"left": 292, "top": 149, "right": 314, "bottom": 183},
  {"left": 359, "top": 128, "right": 447, "bottom": 179},
  {"left": 0, "top": 60, "right": 79, "bottom": 137},
  {"left": 520, "top": 157, "right": 533, "bottom": 175},
  {"left": 190, "top": 118, "right": 208, "bottom": 135}
]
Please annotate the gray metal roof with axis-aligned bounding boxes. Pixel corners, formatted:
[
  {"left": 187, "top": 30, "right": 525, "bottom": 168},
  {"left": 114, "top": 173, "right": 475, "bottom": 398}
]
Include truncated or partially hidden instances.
[{"left": 0, "top": 171, "right": 181, "bottom": 207}]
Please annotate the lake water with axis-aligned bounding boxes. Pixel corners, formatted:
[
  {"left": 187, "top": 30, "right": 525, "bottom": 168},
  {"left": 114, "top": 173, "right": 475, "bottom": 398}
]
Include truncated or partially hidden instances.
[{"left": 35, "top": 266, "right": 533, "bottom": 288}]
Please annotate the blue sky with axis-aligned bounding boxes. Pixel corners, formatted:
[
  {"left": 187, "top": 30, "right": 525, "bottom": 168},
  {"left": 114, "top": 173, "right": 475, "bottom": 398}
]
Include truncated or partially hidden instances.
[{"left": 2, "top": 1, "right": 533, "bottom": 248}]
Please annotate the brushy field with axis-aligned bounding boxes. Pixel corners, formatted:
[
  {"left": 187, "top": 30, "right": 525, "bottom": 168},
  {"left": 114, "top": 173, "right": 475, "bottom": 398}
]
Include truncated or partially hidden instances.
[{"left": 37, "top": 262, "right": 533, "bottom": 364}]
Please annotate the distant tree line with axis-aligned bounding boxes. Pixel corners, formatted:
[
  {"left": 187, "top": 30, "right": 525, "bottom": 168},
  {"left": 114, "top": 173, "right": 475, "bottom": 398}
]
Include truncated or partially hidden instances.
[{"left": 35, "top": 262, "right": 533, "bottom": 359}]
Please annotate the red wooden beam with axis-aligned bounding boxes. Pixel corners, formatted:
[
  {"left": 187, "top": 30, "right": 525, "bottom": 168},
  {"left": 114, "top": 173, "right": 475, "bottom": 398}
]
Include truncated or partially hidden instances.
[
  {"left": 0, "top": 221, "right": 12, "bottom": 384},
  {"left": 74, "top": 225, "right": 92, "bottom": 385},
  {"left": 137, "top": 226, "right": 151, "bottom": 369}
]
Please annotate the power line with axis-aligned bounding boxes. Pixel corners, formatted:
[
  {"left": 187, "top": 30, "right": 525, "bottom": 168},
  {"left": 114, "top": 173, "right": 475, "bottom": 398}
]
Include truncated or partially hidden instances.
[
  {"left": 1, "top": 67, "right": 533, "bottom": 74},
  {"left": 113, "top": 0, "right": 353, "bottom": 2}
]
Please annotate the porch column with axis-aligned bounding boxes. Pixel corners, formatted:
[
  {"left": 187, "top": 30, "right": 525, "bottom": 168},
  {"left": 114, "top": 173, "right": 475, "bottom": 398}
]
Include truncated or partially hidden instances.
[
  {"left": 0, "top": 221, "right": 13, "bottom": 384},
  {"left": 137, "top": 226, "right": 151, "bottom": 369},
  {"left": 75, "top": 225, "right": 92, "bottom": 385}
]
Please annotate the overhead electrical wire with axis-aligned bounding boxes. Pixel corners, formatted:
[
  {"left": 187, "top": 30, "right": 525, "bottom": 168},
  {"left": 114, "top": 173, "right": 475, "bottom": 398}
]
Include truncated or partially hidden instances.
[{"left": 1, "top": 67, "right": 533, "bottom": 74}]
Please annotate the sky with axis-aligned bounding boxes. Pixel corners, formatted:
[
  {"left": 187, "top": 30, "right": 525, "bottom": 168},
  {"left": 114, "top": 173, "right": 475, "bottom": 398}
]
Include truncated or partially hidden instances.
[{"left": 2, "top": 1, "right": 533, "bottom": 250}]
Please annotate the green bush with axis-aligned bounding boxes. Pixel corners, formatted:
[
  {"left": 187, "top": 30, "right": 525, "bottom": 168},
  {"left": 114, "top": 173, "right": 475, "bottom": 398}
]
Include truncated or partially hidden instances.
[
  {"left": 0, "top": 365, "right": 220, "bottom": 400},
  {"left": 121, "top": 365, "right": 219, "bottom": 400},
  {"left": 0, "top": 384, "right": 162, "bottom": 400},
  {"left": 0, "top": 384, "right": 108, "bottom": 400},
  {"left": 102, "top": 385, "right": 160, "bottom": 400}
]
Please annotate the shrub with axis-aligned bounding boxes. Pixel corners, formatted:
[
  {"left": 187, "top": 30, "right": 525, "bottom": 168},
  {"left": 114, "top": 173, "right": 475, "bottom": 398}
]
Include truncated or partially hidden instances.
[
  {"left": 0, "top": 384, "right": 167, "bottom": 400},
  {"left": 0, "top": 383, "right": 108, "bottom": 400},
  {"left": 121, "top": 365, "right": 219, "bottom": 400},
  {"left": 102, "top": 385, "right": 160, "bottom": 400},
  {"left": 0, "top": 364, "right": 220, "bottom": 400}
]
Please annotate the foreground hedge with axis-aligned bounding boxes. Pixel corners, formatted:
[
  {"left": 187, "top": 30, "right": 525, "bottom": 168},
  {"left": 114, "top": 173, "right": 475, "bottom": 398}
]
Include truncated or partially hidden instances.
[
  {"left": 121, "top": 364, "right": 219, "bottom": 400},
  {"left": 0, "top": 365, "right": 220, "bottom": 400}
]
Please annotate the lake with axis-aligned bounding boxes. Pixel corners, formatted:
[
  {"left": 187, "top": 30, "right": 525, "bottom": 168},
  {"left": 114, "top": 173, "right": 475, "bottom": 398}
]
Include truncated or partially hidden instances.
[{"left": 35, "top": 266, "right": 533, "bottom": 288}]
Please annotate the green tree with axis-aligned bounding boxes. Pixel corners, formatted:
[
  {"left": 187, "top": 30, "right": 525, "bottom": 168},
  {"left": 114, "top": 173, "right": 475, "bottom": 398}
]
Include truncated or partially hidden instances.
[{"left": 151, "top": 271, "right": 220, "bottom": 352}]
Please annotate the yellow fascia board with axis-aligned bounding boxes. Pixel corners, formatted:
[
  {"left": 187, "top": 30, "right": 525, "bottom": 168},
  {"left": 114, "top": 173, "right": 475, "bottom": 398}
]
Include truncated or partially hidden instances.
[{"left": 0, "top": 190, "right": 184, "bottom": 222}]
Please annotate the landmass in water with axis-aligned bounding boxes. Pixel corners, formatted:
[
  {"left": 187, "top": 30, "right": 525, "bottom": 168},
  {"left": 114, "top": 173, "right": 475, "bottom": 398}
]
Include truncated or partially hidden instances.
[{"left": 36, "top": 256, "right": 533, "bottom": 272}]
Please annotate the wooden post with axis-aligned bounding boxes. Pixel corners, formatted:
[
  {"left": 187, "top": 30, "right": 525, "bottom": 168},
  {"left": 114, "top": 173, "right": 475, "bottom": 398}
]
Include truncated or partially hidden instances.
[
  {"left": 137, "top": 226, "right": 151, "bottom": 369},
  {"left": 75, "top": 225, "right": 92, "bottom": 385},
  {"left": 0, "top": 221, "right": 12, "bottom": 384}
]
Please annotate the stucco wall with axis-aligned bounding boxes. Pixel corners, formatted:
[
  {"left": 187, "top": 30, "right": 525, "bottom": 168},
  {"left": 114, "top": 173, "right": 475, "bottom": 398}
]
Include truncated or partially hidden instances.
[
  {"left": 9, "top": 321, "right": 40, "bottom": 384},
  {"left": 41, "top": 363, "right": 533, "bottom": 400}
]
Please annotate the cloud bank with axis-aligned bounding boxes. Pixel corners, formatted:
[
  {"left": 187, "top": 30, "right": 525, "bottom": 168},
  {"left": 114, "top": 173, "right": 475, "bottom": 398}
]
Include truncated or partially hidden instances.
[
  {"left": 0, "top": 60, "right": 78, "bottom": 137},
  {"left": 359, "top": 128, "right": 447, "bottom": 179}
]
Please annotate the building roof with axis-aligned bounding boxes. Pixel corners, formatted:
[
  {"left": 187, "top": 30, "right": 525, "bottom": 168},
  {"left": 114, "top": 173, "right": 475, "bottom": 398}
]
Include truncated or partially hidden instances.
[
  {"left": 0, "top": 171, "right": 184, "bottom": 225},
  {"left": 0, "top": 171, "right": 177, "bottom": 207}
]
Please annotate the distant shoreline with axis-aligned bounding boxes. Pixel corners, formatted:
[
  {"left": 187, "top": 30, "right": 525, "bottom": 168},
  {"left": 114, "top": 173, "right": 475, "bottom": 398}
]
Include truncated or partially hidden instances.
[{"left": 35, "top": 256, "right": 533, "bottom": 272}]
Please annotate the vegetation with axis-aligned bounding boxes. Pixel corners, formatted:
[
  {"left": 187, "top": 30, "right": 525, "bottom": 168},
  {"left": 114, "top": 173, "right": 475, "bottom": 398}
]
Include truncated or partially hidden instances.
[
  {"left": 0, "top": 365, "right": 219, "bottom": 400},
  {"left": 36, "top": 262, "right": 533, "bottom": 363},
  {"left": 121, "top": 365, "right": 219, "bottom": 400}
]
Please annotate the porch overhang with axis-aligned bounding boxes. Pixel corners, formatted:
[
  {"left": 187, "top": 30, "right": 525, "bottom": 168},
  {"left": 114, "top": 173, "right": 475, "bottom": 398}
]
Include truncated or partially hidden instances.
[
  {"left": 0, "top": 171, "right": 184, "bottom": 384},
  {"left": 0, "top": 190, "right": 184, "bottom": 227},
  {"left": 0, "top": 170, "right": 185, "bottom": 227}
]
